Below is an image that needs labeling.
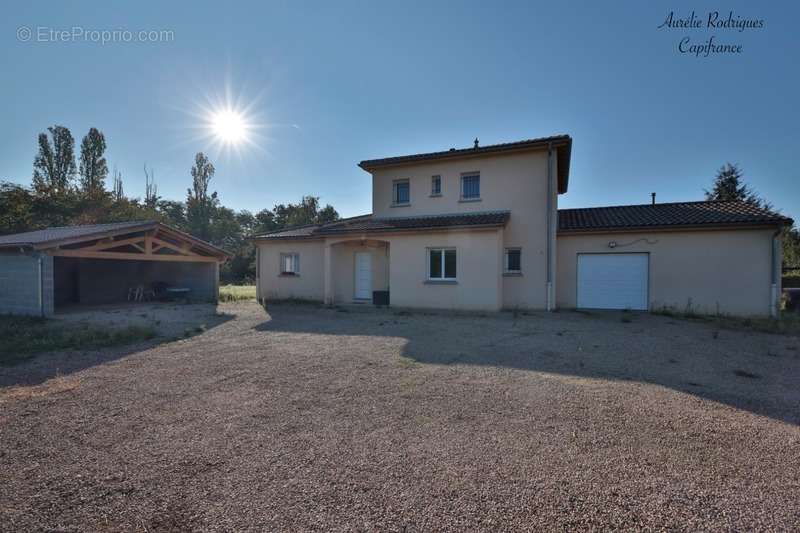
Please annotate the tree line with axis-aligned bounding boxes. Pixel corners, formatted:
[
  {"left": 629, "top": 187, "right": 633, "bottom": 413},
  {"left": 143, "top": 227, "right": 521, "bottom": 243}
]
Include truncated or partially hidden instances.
[{"left": 0, "top": 124, "right": 340, "bottom": 282}]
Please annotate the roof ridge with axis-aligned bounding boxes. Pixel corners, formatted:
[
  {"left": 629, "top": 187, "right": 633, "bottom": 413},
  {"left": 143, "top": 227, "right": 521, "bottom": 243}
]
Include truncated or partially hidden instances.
[
  {"left": 359, "top": 135, "right": 570, "bottom": 166},
  {"left": 558, "top": 199, "right": 775, "bottom": 212},
  {"left": 253, "top": 213, "right": 374, "bottom": 237},
  {"left": 319, "top": 213, "right": 373, "bottom": 227},
  {"left": 375, "top": 209, "right": 510, "bottom": 222}
]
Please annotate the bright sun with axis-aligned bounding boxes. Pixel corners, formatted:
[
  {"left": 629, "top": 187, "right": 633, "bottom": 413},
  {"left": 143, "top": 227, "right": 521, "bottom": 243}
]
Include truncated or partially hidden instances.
[{"left": 210, "top": 109, "right": 247, "bottom": 144}]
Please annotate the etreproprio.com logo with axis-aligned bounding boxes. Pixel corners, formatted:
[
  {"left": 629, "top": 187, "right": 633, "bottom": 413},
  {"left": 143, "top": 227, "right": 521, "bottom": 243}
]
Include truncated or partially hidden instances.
[{"left": 17, "top": 26, "right": 174, "bottom": 44}]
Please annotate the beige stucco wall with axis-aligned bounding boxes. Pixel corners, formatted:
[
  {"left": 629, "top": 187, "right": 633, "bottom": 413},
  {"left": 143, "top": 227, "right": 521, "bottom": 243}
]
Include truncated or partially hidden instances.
[
  {"left": 256, "top": 239, "right": 325, "bottom": 301},
  {"left": 556, "top": 228, "right": 777, "bottom": 316},
  {"left": 370, "top": 149, "right": 557, "bottom": 309},
  {"left": 381, "top": 228, "right": 504, "bottom": 311},
  {"left": 256, "top": 227, "right": 505, "bottom": 310},
  {"left": 331, "top": 240, "right": 389, "bottom": 302}
]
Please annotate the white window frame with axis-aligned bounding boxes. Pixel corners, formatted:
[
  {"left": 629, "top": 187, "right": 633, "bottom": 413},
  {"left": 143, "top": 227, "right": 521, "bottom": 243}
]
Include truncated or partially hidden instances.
[
  {"left": 430, "top": 175, "right": 442, "bottom": 196},
  {"left": 460, "top": 172, "right": 480, "bottom": 200},
  {"left": 279, "top": 252, "right": 299, "bottom": 275},
  {"left": 392, "top": 179, "right": 410, "bottom": 206},
  {"left": 504, "top": 248, "right": 522, "bottom": 274},
  {"left": 427, "top": 248, "right": 457, "bottom": 281}
]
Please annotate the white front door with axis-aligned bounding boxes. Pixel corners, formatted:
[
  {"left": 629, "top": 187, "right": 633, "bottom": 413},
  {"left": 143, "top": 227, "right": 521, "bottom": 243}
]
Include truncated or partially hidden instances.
[
  {"left": 354, "top": 252, "right": 372, "bottom": 300},
  {"left": 577, "top": 253, "right": 649, "bottom": 310}
]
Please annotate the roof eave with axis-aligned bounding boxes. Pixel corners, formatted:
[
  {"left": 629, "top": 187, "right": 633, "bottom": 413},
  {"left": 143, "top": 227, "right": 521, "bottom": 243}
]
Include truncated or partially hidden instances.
[
  {"left": 16, "top": 221, "right": 231, "bottom": 261},
  {"left": 358, "top": 136, "right": 572, "bottom": 172},
  {"left": 29, "top": 221, "right": 159, "bottom": 251},
  {"left": 254, "top": 221, "right": 509, "bottom": 241},
  {"left": 558, "top": 221, "right": 790, "bottom": 235}
]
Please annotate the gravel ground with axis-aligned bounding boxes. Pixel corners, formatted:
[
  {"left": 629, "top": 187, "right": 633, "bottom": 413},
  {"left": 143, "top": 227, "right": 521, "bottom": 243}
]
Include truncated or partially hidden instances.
[{"left": 1, "top": 302, "right": 799, "bottom": 531}]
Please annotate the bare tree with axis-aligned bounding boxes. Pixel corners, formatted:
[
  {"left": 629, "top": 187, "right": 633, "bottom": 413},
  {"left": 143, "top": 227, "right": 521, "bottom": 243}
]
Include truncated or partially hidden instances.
[
  {"left": 143, "top": 164, "right": 159, "bottom": 209},
  {"left": 111, "top": 166, "right": 124, "bottom": 201}
]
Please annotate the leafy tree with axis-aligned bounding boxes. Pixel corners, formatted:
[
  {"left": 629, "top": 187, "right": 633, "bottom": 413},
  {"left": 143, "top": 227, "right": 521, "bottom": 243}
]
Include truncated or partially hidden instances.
[
  {"left": 254, "top": 208, "right": 278, "bottom": 234},
  {"left": 158, "top": 199, "right": 187, "bottom": 228},
  {"left": 32, "top": 125, "right": 76, "bottom": 196},
  {"left": 0, "top": 182, "right": 35, "bottom": 234},
  {"left": 782, "top": 226, "right": 800, "bottom": 269},
  {"left": 78, "top": 128, "right": 109, "bottom": 197},
  {"left": 186, "top": 152, "right": 218, "bottom": 241},
  {"left": 317, "top": 204, "right": 339, "bottom": 224},
  {"left": 272, "top": 196, "right": 339, "bottom": 228}
]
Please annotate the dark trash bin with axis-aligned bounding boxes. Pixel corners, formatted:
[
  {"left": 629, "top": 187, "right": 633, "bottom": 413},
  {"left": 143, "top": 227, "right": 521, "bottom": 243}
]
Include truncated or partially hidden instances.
[{"left": 373, "top": 290, "right": 390, "bottom": 306}]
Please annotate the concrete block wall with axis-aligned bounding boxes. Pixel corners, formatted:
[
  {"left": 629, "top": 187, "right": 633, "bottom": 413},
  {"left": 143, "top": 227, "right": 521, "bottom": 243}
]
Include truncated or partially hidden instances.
[{"left": 0, "top": 252, "right": 53, "bottom": 317}]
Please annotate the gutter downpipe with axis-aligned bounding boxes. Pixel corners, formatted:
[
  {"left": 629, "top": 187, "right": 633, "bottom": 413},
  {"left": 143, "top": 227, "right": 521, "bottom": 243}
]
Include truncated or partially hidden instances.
[
  {"left": 38, "top": 252, "right": 44, "bottom": 318},
  {"left": 771, "top": 228, "right": 781, "bottom": 318},
  {"left": 545, "top": 142, "right": 554, "bottom": 311}
]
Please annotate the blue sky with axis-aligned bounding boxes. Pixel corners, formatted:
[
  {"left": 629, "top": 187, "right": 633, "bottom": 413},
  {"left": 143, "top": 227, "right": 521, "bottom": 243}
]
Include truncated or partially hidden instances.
[{"left": 1, "top": 1, "right": 797, "bottom": 220}]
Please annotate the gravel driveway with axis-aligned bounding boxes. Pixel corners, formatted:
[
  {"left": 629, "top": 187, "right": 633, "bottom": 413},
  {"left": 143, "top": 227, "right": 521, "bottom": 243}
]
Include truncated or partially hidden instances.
[{"left": 1, "top": 302, "right": 799, "bottom": 531}]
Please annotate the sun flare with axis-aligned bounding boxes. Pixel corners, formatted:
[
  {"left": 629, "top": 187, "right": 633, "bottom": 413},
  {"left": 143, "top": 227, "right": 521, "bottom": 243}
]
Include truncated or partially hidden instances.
[{"left": 210, "top": 108, "right": 248, "bottom": 144}]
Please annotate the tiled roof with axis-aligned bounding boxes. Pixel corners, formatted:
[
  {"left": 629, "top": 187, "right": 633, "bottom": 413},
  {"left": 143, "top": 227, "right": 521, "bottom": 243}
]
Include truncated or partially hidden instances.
[
  {"left": 0, "top": 220, "right": 156, "bottom": 248},
  {"left": 254, "top": 211, "right": 511, "bottom": 240},
  {"left": 358, "top": 135, "right": 572, "bottom": 194},
  {"left": 558, "top": 201, "right": 792, "bottom": 233}
]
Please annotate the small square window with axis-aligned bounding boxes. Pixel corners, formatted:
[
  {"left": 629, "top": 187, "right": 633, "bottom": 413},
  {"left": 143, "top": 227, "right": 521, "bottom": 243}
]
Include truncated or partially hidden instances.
[
  {"left": 393, "top": 180, "right": 410, "bottom": 205},
  {"left": 461, "top": 174, "right": 480, "bottom": 200},
  {"left": 431, "top": 175, "right": 441, "bottom": 196},
  {"left": 428, "top": 248, "right": 456, "bottom": 280},
  {"left": 280, "top": 253, "right": 299, "bottom": 275},
  {"left": 505, "top": 248, "right": 521, "bottom": 273}
]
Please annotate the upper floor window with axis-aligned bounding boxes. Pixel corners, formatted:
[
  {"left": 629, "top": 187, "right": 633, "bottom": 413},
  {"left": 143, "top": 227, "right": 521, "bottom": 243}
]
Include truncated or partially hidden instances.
[
  {"left": 392, "top": 179, "right": 410, "bottom": 206},
  {"left": 460, "top": 173, "right": 480, "bottom": 201},
  {"left": 280, "top": 253, "right": 299, "bottom": 275},
  {"left": 431, "top": 175, "right": 442, "bottom": 196}
]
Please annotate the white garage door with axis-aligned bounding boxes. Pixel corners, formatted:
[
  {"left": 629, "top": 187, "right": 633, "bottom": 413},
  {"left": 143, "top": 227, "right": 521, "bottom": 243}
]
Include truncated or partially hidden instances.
[{"left": 577, "top": 253, "right": 649, "bottom": 310}]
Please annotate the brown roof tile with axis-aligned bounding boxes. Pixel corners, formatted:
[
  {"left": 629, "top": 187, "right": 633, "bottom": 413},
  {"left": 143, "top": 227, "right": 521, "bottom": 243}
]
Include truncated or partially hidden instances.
[
  {"left": 358, "top": 135, "right": 572, "bottom": 194},
  {"left": 558, "top": 201, "right": 792, "bottom": 233},
  {"left": 254, "top": 211, "right": 510, "bottom": 240}
]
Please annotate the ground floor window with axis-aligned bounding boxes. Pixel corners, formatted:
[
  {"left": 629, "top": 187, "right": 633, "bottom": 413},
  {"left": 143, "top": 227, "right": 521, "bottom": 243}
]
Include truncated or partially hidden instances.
[
  {"left": 428, "top": 248, "right": 456, "bottom": 280},
  {"left": 280, "top": 253, "right": 299, "bottom": 275},
  {"left": 504, "top": 248, "right": 521, "bottom": 273}
]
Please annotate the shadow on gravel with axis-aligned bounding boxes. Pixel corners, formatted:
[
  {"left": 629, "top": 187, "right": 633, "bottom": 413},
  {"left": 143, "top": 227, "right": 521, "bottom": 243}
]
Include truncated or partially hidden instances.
[
  {"left": 0, "top": 312, "right": 233, "bottom": 388},
  {"left": 258, "top": 304, "right": 800, "bottom": 426}
]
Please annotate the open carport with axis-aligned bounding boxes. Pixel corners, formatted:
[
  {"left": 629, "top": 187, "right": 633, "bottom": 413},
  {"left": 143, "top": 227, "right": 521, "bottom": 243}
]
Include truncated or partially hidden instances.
[{"left": 0, "top": 221, "right": 229, "bottom": 316}]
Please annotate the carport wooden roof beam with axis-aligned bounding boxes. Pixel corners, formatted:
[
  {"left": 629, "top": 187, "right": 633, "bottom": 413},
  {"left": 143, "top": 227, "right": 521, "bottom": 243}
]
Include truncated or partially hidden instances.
[
  {"left": 0, "top": 221, "right": 229, "bottom": 263},
  {"left": 48, "top": 230, "right": 223, "bottom": 263}
]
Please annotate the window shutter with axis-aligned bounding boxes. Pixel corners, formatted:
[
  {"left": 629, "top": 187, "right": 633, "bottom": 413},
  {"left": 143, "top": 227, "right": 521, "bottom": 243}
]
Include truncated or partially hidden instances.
[{"left": 294, "top": 253, "right": 300, "bottom": 273}]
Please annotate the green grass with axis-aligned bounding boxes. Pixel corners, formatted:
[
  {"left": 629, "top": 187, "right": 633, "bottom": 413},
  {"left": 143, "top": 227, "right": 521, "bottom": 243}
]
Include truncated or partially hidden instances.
[
  {"left": 218, "top": 285, "right": 257, "bottom": 302},
  {"left": 0, "top": 315, "right": 157, "bottom": 366},
  {"left": 653, "top": 306, "right": 800, "bottom": 336}
]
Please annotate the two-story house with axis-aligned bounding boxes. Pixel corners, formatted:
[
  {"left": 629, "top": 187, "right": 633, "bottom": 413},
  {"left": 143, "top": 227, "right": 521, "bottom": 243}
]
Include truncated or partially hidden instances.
[{"left": 254, "top": 135, "right": 790, "bottom": 316}]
